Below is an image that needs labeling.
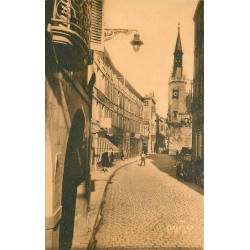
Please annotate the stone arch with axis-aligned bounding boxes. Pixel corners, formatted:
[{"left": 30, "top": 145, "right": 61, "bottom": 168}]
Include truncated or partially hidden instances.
[{"left": 59, "top": 109, "right": 86, "bottom": 249}]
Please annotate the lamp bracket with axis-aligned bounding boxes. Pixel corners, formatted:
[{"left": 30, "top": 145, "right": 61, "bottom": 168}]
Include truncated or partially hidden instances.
[{"left": 104, "top": 28, "right": 138, "bottom": 42}]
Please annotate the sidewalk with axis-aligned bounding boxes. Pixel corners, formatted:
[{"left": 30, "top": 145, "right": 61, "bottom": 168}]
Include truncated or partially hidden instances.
[{"left": 71, "top": 156, "right": 140, "bottom": 249}]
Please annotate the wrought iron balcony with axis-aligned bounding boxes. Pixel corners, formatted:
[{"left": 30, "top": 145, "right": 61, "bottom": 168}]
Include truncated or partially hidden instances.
[{"left": 51, "top": 0, "right": 90, "bottom": 71}]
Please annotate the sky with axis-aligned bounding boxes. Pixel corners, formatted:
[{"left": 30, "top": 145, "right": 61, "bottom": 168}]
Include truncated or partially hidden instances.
[{"left": 103, "top": 0, "right": 198, "bottom": 117}]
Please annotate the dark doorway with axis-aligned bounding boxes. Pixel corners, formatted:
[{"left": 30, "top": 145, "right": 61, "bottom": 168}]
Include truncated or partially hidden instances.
[{"left": 59, "top": 109, "right": 86, "bottom": 250}]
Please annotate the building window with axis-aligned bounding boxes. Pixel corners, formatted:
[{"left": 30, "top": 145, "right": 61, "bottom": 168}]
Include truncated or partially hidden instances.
[
  {"left": 110, "top": 84, "right": 113, "bottom": 101},
  {"left": 103, "top": 107, "right": 106, "bottom": 118},
  {"left": 131, "top": 104, "right": 134, "bottom": 114},
  {"left": 121, "top": 116, "right": 124, "bottom": 129},
  {"left": 117, "top": 115, "right": 120, "bottom": 128},
  {"left": 144, "top": 111, "right": 149, "bottom": 120},
  {"left": 114, "top": 113, "right": 117, "bottom": 126},
  {"left": 173, "top": 111, "right": 178, "bottom": 118},
  {"left": 121, "top": 95, "right": 124, "bottom": 108}
]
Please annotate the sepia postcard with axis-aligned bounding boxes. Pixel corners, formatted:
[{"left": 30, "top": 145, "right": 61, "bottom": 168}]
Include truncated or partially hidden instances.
[{"left": 45, "top": 0, "right": 204, "bottom": 249}]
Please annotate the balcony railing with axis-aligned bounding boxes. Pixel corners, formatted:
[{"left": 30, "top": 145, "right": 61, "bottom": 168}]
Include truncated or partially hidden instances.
[
  {"left": 51, "top": 0, "right": 90, "bottom": 71},
  {"left": 96, "top": 88, "right": 105, "bottom": 102}
]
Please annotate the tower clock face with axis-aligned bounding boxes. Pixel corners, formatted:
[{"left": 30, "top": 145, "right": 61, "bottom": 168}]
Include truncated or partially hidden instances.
[{"left": 172, "top": 89, "right": 179, "bottom": 99}]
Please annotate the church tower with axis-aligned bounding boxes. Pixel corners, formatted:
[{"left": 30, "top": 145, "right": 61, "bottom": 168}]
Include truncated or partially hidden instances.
[
  {"left": 167, "top": 24, "right": 192, "bottom": 154},
  {"left": 172, "top": 23, "right": 183, "bottom": 78}
]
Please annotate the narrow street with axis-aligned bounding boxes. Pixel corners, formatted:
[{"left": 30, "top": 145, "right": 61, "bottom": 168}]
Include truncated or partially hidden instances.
[{"left": 94, "top": 154, "right": 204, "bottom": 250}]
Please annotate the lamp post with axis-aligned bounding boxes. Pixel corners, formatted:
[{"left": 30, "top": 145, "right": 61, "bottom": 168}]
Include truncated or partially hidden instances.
[{"left": 104, "top": 28, "right": 144, "bottom": 52}]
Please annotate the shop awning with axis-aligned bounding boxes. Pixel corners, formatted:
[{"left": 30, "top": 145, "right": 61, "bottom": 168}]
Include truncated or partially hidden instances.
[{"left": 99, "top": 137, "right": 119, "bottom": 152}]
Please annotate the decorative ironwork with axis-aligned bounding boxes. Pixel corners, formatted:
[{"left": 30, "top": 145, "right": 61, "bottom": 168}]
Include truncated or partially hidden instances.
[
  {"left": 51, "top": 0, "right": 91, "bottom": 71},
  {"left": 54, "top": 0, "right": 84, "bottom": 36},
  {"left": 104, "top": 29, "right": 138, "bottom": 42}
]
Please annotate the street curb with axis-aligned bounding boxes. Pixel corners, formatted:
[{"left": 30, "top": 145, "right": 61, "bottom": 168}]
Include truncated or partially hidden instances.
[{"left": 87, "top": 157, "right": 140, "bottom": 249}]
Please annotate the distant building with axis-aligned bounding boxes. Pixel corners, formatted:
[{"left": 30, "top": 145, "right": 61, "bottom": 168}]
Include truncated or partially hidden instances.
[
  {"left": 142, "top": 92, "right": 157, "bottom": 153},
  {"left": 156, "top": 115, "right": 167, "bottom": 152},
  {"left": 167, "top": 24, "right": 192, "bottom": 155},
  {"left": 192, "top": 1, "right": 204, "bottom": 172}
]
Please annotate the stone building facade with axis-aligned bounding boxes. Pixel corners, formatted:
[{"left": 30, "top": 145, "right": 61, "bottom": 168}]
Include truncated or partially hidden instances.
[
  {"left": 155, "top": 114, "right": 168, "bottom": 152},
  {"left": 192, "top": 0, "right": 204, "bottom": 178},
  {"left": 45, "top": 0, "right": 103, "bottom": 248},
  {"left": 91, "top": 48, "right": 144, "bottom": 167},
  {"left": 142, "top": 93, "right": 157, "bottom": 153},
  {"left": 167, "top": 25, "right": 192, "bottom": 155}
]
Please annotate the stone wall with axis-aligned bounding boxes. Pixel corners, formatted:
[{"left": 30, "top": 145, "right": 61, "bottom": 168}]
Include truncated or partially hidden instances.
[
  {"left": 169, "top": 125, "right": 192, "bottom": 155},
  {"left": 45, "top": 70, "right": 91, "bottom": 249}
]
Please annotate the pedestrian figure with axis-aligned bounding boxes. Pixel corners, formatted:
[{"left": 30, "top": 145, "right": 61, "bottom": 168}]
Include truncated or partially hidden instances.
[
  {"left": 123, "top": 149, "right": 127, "bottom": 159},
  {"left": 109, "top": 151, "right": 115, "bottom": 167},
  {"left": 121, "top": 150, "right": 125, "bottom": 161},
  {"left": 175, "top": 150, "right": 179, "bottom": 161},
  {"left": 101, "top": 152, "right": 109, "bottom": 172},
  {"left": 143, "top": 146, "right": 148, "bottom": 156},
  {"left": 140, "top": 151, "right": 146, "bottom": 166}
]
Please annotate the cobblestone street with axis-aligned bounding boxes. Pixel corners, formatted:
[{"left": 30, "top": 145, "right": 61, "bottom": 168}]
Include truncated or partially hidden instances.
[{"left": 94, "top": 154, "right": 204, "bottom": 250}]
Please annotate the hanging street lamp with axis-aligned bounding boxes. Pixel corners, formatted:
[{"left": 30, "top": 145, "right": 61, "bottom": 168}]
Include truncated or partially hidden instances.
[
  {"left": 130, "top": 33, "right": 144, "bottom": 52},
  {"left": 104, "top": 29, "right": 144, "bottom": 52}
]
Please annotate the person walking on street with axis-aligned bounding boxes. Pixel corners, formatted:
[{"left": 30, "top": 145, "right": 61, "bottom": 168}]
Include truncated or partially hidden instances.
[
  {"left": 175, "top": 150, "right": 179, "bottom": 160},
  {"left": 124, "top": 149, "right": 127, "bottom": 159},
  {"left": 109, "top": 151, "right": 115, "bottom": 167},
  {"left": 101, "top": 152, "right": 109, "bottom": 172},
  {"left": 140, "top": 151, "right": 146, "bottom": 166},
  {"left": 121, "top": 150, "right": 125, "bottom": 161}
]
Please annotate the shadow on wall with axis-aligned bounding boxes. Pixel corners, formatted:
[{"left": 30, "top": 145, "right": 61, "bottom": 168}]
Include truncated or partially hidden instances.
[{"left": 59, "top": 109, "right": 86, "bottom": 250}]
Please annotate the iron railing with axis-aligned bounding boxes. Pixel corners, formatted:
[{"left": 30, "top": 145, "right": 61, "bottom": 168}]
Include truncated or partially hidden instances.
[{"left": 52, "top": 0, "right": 85, "bottom": 41}]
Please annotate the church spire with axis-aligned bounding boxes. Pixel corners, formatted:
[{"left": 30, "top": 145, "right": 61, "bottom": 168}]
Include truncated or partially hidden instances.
[
  {"left": 172, "top": 23, "right": 183, "bottom": 78},
  {"left": 175, "top": 23, "right": 182, "bottom": 52}
]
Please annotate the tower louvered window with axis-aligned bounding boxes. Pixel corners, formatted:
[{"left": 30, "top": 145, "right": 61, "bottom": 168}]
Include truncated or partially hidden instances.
[{"left": 91, "top": 0, "right": 104, "bottom": 51}]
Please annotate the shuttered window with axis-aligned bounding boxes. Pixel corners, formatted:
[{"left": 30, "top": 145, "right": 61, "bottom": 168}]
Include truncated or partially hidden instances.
[{"left": 91, "top": 0, "right": 104, "bottom": 51}]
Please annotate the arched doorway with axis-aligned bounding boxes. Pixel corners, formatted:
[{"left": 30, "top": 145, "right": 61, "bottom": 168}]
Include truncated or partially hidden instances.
[{"left": 59, "top": 109, "right": 87, "bottom": 250}]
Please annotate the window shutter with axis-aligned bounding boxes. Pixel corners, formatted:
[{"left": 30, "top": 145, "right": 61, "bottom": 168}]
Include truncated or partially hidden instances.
[{"left": 91, "top": 0, "right": 104, "bottom": 51}]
